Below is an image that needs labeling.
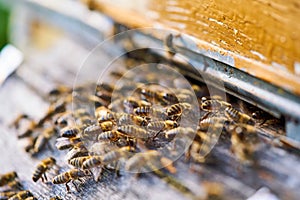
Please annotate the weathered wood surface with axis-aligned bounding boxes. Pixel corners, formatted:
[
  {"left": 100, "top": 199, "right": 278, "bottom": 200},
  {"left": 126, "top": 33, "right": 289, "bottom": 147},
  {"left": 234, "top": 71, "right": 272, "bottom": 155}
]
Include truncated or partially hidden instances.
[
  {"left": 1, "top": 21, "right": 300, "bottom": 200},
  {"left": 82, "top": 0, "right": 300, "bottom": 96}
]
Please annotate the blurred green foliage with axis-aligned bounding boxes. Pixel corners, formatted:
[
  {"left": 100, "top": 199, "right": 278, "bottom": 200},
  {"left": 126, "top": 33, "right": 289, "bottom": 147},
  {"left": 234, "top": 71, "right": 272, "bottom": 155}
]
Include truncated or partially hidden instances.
[{"left": 0, "top": 2, "right": 9, "bottom": 49}]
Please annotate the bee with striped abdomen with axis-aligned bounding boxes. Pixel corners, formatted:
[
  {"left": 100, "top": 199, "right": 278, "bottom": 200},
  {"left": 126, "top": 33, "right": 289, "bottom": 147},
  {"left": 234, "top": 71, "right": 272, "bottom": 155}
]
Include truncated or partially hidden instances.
[
  {"left": 0, "top": 191, "right": 17, "bottom": 199},
  {"left": 101, "top": 146, "right": 135, "bottom": 165},
  {"left": 69, "top": 156, "right": 92, "bottom": 168},
  {"left": 10, "top": 114, "right": 29, "bottom": 129},
  {"left": 8, "top": 190, "right": 34, "bottom": 200},
  {"left": 99, "top": 121, "right": 114, "bottom": 132},
  {"left": 32, "top": 157, "right": 56, "bottom": 182},
  {"left": 60, "top": 126, "right": 80, "bottom": 138},
  {"left": 147, "top": 120, "right": 178, "bottom": 131},
  {"left": 0, "top": 171, "right": 18, "bottom": 187},
  {"left": 201, "top": 99, "right": 231, "bottom": 112},
  {"left": 134, "top": 106, "right": 167, "bottom": 120},
  {"left": 31, "top": 127, "right": 57, "bottom": 155},
  {"left": 228, "top": 124, "right": 259, "bottom": 165},
  {"left": 118, "top": 114, "right": 148, "bottom": 126},
  {"left": 225, "top": 107, "right": 254, "bottom": 125},
  {"left": 52, "top": 169, "right": 91, "bottom": 192},
  {"left": 117, "top": 125, "right": 150, "bottom": 139}
]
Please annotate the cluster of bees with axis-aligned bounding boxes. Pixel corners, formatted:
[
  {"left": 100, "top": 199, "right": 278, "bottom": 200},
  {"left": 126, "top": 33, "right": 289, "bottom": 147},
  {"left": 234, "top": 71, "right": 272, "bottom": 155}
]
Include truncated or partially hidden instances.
[
  {"left": 0, "top": 171, "right": 36, "bottom": 200},
  {"left": 8, "top": 63, "right": 264, "bottom": 198}
]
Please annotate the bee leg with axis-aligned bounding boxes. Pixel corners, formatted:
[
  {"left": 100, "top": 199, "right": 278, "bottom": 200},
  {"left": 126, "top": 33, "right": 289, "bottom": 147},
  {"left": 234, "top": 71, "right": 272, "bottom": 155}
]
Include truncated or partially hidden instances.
[
  {"left": 115, "top": 162, "right": 121, "bottom": 177},
  {"left": 152, "top": 130, "right": 162, "bottom": 140},
  {"left": 258, "top": 119, "right": 267, "bottom": 126},
  {"left": 184, "top": 147, "right": 191, "bottom": 162},
  {"left": 46, "top": 142, "right": 54, "bottom": 151},
  {"left": 43, "top": 173, "right": 48, "bottom": 182},
  {"left": 41, "top": 176, "right": 44, "bottom": 182},
  {"left": 65, "top": 181, "right": 71, "bottom": 193},
  {"left": 72, "top": 180, "right": 79, "bottom": 192}
]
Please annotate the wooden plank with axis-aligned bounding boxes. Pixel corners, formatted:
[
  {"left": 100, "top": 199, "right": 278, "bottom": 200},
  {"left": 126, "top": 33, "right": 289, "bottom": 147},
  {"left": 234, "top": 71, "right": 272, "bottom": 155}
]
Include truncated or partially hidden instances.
[{"left": 81, "top": 0, "right": 300, "bottom": 95}]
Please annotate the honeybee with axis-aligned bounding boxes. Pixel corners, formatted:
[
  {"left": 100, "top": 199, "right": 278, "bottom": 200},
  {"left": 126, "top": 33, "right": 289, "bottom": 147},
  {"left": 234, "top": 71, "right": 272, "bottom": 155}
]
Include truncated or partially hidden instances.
[
  {"left": 82, "top": 156, "right": 102, "bottom": 169},
  {"left": 48, "top": 85, "right": 72, "bottom": 96},
  {"left": 0, "top": 191, "right": 17, "bottom": 199},
  {"left": 139, "top": 88, "right": 159, "bottom": 102},
  {"left": 98, "top": 130, "right": 136, "bottom": 147},
  {"left": 147, "top": 120, "right": 178, "bottom": 138},
  {"left": 123, "top": 97, "right": 152, "bottom": 113},
  {"left": 37, "top": 100, "right": 66, "bottom": 126},
  {"left": 166, "top": 103, "right": 192, "bottom": 117},
  {"left": 99, "top": 121, "right": 113, "bottom": 132},
  {"left": 76, "top": 115, "right": 94, "bottom": 126},
  {"left": 66, "top": 144, "right": 89, "bottom": 162},
  {"left": 118, "top": 114, "right": 148, "bottom": 126},
  {"left": 8, "top": 190, "right": 34, "bottom": 200},
  {"left": 97, "top": 112, "right": 117, "bottom": 124},
  {"left": 225, "top": 107, "right": 254, "bottom": 125},
  {"left": 95, "top": 90, "right": 112, "bottom": 103},
  {"left": 82, "top": 124, "right": 102, "bottom": 139},
  {"left": 84, "top": 146, "right": 135, "bottom": 169},
  {"left": 202, "top": 181, "right": 224, "bottom": 200},
  {"left": 6, "top": 180, "right": 23, "bottom": 190},
  {"left": 126, "top": 150, "right": 177, "bottom": 174},
  {"left": 32, "top": 127, "right": 57, "bottom": 154},
  {"left": 55, "top": 136, "right": 81, "bottom": 150},
  {"left": 101, "top": 146, "right": 135, "bottom": 164},
  {"left": 53, "top": 112, "right": 71, "bottom": 127},
  {"left": 24, "top": 136, "right": 37, "bottom": 153},
  {"left": 60, "top": 126, "right": 80, "bottom": 138},
  {"left": 32, "top": 157, "right": 56, "bottom": 182},
  {"left": 87, "top": 95, "right": 107, "bottom": 107},
  {"left": 201, "top": 95, "right": 223, "bottom": 102},
  {"left": 10, "top": 114, "right": 29, "bottom": 129},
  {"left": 125, "top": 150, "right": 160, "bottom": 172},
  {"left": 176, "top": 94, "right": 193, "bottom": 103},
  {"left": 133, "top": 106, "right": 167, "bottom": 119},
  {"left": 198, "top": 117, "right": 228, "bottom": 131},
  {"left": 69, "top": 156, "right": 91, "bottom": 168},
  {"left": 159, "top": 91, "right": 179, "bottom": 104},
  {"left": 226, "top": 123, "right": 257, "bottom": 135},
  {"left": 52, "top": 169, "right": 91, "bottom": 192},
  {"left": 229, "top": 124, "right": 259, "bottom": 165},
  {"left": 201, "top": 99, "right": 231, "bottom": 112},
  {"left": 94, "top": 106, "right": 111, "bottom": 120},
  {"left": 165, "top": 127, "right": 194, "bottom": 139},
  {"left": 0, "top": 171, "right": 18, "bottom": 187},
  {"left": 117, "top": 125, "right": 150, "bottom": 139},
  {"left": 96, "top": 82, "right": 114, "bottom": 93},
  {"left": 17, "top": 120, "right": 37, "bottom": 139},
  {"left": 98, "top": 130, "right": 121, "bottom": 142},
  {"left": 189, "top": 134, "right": 211, "bottom": 163}
]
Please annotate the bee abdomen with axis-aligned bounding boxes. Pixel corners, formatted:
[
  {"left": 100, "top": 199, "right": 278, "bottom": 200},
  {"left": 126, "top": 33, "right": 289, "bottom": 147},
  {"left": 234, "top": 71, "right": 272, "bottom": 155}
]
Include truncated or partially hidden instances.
[
  {"left": 69, "top": 156, "right": 90, "bottom": 168},
  {"left": 98, "top": 131, "right": 118, "bottom": 141},
  {"left": 134, "top": 106, "right": 151, "bottom": 117},
  {"left": 32, "top": 165, "right": 46, "bottom": 182},
  {"left": 117, "top": 125, "right": 148, "bottom": 138},
  {"left": 60, "top": 127, "right": 79, "bottom": 138},
  {"left": 82, "top": 156, "right": 102, "bottom": 169},
  {"left": 53, "top": 173, "right": 70, "bottom": 184}
]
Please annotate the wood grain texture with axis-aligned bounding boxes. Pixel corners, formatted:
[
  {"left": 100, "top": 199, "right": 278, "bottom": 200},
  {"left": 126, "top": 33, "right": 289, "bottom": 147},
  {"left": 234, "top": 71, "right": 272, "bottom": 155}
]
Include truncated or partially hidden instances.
[{"left": 83, "top": 0, "right": 300, "bottom": 95}]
